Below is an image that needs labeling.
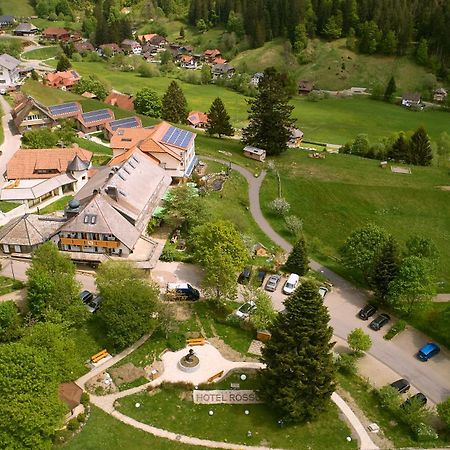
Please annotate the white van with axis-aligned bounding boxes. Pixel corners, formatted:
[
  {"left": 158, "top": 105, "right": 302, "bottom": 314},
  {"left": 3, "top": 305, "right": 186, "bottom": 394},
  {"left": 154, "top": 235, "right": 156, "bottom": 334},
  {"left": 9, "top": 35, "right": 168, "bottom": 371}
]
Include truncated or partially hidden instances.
[{"left": 282, "top": 273, "right": 299, "bottom": 295}]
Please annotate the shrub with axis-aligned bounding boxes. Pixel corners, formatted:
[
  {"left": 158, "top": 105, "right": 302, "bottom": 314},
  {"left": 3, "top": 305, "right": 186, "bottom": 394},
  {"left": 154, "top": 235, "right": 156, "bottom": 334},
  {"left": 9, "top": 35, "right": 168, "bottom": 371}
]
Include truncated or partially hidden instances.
[
  {"left": 412, "top": 423, "right": 438, "bottom": 442},
  {"left": 77, "top": 412, "right": 87, "bottom": 423},
  {"left": 66, "top": 418, "right": 80, "bottom": 431},
  {"left": 166, "top": 333, "right": 185, "bottom": 351},
  {"left": 138, "top": 62, "right": 160, "bottom": 78},
  {"left": 384, "top": 319, "right": 407, "bottom": 340},
  {"left": 80, "top": 392, "right": 90, "bottom": 406},
  {"left": 335, "top": 353, "right": 358, "bottom": 375},
  {"left": 378, "top": 385, "right": 402, "bottom": 411},
  {"left": 437, "top": 397, "right": 450, "bottom": 429},
  {"left": 285, "top": 215, "right": 303, "bottom": 236},
  {"left": 71, "top": 53, "right": 82, "bottom": 62},
  {"left": 268, "top": 197, "right": 290, "bottom": 216}
]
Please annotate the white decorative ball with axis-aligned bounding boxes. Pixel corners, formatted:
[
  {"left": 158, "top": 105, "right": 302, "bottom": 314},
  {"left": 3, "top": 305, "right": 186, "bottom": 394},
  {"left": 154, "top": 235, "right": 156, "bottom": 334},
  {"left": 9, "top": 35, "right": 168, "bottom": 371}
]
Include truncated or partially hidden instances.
[
  {"left": 240, "top": 374, "right": 247, "bottom": 381},
  {"left": 209, "top": 410, "right": 214, "bottom": 416},
  {"left": 245, "top": 410, "right": 250, "bottom": 415},
  {"left": 135, "top": 403, "right": 141, "bottom": 408},
  {"left": 346, "top": 436, "right": 352, "bottom": 442}
]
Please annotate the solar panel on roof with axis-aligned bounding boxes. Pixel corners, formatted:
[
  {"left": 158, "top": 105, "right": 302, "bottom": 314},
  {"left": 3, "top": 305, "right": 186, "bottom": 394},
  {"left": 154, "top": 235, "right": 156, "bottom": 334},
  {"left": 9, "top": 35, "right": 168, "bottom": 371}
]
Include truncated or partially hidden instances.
[
  {"left": 71, "top": 70, "right": 79, "bottom": 77},
  {"left": 48, "top": 102, "right": 79, "bottom": 116},
  {"left": 161, "top": 126, "right": 193, "bottom": 149},
  {"left": 109, "top": 117, "right": 139, "bottom": 131},
  {"left": 82, "top": 109, "right": 112, "bottom": 124}
]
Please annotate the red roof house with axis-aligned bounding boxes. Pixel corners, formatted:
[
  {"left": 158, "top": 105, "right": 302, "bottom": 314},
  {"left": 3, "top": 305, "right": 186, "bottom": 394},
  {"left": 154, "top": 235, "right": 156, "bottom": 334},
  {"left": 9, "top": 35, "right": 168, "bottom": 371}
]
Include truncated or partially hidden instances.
[
  {"left": 46, "top": 70, "right": 81, "bottom": 89},
  {"left": 42, "top": 27, "right": 70, "bottom": 41}
]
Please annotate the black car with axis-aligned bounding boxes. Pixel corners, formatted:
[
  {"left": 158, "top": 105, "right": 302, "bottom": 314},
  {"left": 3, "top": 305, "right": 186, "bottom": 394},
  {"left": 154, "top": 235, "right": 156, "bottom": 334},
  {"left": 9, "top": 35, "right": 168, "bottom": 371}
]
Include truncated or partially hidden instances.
[
  {"left": 80, "top": 290, "right": 93, "bottom": 304},
  {"left": 369, "top": 313, "right": 390, "bottom": 331},
  {"left": 358, "top": 304, "right": 377, "bottom": 320},
  {"left": 256, "top": 270, "right": 266, "bottom": 286},
  {"left": 238, "top": 267, "right": 253, "bottom": 284},
  {"left": 390, "top": 378, "right": 411, "bottom": 394},
  {"left": 401, "top": 393, "right": 427, "bottom": 409}
]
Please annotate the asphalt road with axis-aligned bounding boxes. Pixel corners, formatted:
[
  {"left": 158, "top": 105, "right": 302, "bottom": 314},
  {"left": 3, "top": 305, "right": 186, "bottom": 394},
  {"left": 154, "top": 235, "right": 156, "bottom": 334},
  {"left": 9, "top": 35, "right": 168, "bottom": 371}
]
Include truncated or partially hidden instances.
[
  {"left": 0, "top": 95, "right": 22, "bottom": 179},
  {"left": 204, "top": 157, "right": 450, "bottom": 404}
]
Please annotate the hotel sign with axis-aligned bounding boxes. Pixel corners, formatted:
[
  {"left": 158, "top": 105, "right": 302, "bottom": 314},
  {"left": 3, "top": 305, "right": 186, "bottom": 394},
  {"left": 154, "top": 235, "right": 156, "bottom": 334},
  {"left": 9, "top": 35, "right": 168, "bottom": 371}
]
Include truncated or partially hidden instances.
[
  {"left": 192, "top": 390, "right": 262, "bottom": 404},
  {"left": 60, "top": 237, "right": 120, "bottom": 248}
]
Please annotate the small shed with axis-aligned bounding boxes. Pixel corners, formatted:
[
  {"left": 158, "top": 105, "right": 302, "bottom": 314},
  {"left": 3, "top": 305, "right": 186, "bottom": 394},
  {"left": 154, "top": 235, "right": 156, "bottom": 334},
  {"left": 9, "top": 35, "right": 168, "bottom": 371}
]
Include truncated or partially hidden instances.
[
  {"left": 243, "top": 146, "right": 266, "bottom": 162},
  {"left": 58, "top": 382, "right": 84, "bottom": 420}
]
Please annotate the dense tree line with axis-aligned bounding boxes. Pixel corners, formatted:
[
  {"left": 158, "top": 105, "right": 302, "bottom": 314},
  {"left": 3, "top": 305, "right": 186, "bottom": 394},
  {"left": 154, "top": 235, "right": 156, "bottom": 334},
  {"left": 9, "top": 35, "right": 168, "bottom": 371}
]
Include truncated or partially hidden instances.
[
  {"left": 93, "top": 0, "right": 133, "bottom": 45},
  {"left": 184, "top": 0, "right": 450, "bottom": 73}
]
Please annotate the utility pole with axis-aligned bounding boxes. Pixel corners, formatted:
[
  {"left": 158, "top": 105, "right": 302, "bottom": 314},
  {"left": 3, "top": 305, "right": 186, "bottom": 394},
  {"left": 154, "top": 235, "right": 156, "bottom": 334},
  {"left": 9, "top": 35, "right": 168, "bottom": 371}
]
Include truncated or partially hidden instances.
[{"left": 10, "top": 258, "right": 15, "bottom": 281}]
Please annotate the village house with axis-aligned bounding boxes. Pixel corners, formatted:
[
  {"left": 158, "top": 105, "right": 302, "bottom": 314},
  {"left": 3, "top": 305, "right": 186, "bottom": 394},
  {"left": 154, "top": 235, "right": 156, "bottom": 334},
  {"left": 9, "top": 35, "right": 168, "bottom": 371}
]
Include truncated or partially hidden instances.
[
  {"left": 121, "top": 39, "right": 142, "bottom": 55},
  {"left": 0, "top": 214, "right": 63, "bottom": 255},
  {"left": 250, "top": 72, "right": 264, "bottom": 86},
  {"left": 42, "top": 27, "right": 70, "bottom": 41},
  {"left": 0, "top": 53, "right": 21, "bottom": 88},
  {"left": 401, "top": 92, "right": 422, "bottom": 108},
  {"left": 178, "top": 54, "right": 200, "bottom": 69},
  {"left": 73, "top": 41, "right": 95, "bottom": 55},
  {"left": 104, "top": 116, "right": 142, "bottom": 140},
  {"left": 14, "top": 23, "right": 38, "bottom": 36},
  {"left": 109, "top": 127, "right": 154, "bottom": 156},
  {"left": 203, "top": 49, "right": 221, "bottom": 63},
  {"left": 77, "top": 109, "right": 115, "bottom": 134},
  {"left": 433, "top": 87, "right": 448, "bottom": 103},
  {"left": 109, "top": 121, "right": 198, "bottom": 179},
  {"left": 298, "top": 80, "right": 314, "bottom": 94},
  {"left": 213, "top": 56, "right": 227, "bottom": 65},
  {"left": 187, "top": 111, "right": 208, "bottom": 128},
  {"left": 55, "top": 148, "right": 171, "bottom": 262},
  {"left": 212, "top": 63, "right": 235, "bottom": 80},
  {"left": 98, "top": 43, "right": 122, "bottom": 56},
  {"left": 12, "top": 98, "right": 82, "bottom": 132},
  {"left": 0, "top": 16, "right": 15, "bottom": 28},
  {"left": 105, "top": 91, "right": 135, "bottom": 111},
  {"left": 142, "top": 42, "right": 159, "bottom": 59},
  {"left": 288, "top": 127, "right": 304, "bottom": 148},
  {"left": 46, "top": 70, "right": 81, "bottom": 90},
  {"left": 1, "top": 146, "right": 92, "bottom": 208},
  {"left": 138, "top": 33, "right": 167, "bottom": 48}
]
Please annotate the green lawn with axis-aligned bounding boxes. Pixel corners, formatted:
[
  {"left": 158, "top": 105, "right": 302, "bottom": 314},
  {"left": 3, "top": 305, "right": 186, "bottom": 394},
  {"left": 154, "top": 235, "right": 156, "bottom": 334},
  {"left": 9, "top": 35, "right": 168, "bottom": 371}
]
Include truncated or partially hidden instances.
[
  {"left": 64, "top": 405, "right": 207, "bottom": 450},
  {"left": 22, "top": 46, "right": 60, "bottom": 60},
  {"left": 0, "top": 0, "right": 34, "bottom": 16},
  {"left": 0, "top": 201, "right": 20, "bottom": 213},
  {"left": 116, "top": 384, "right": 356, "bottom": 450},
  {"left": 0, "top": 276, "right": 25, "bottom": 296},
  {"left": 338, "top": 373, "right": 450, "bottom": 448},
  {"left": 38, "top": 195, "right": 73, "bottom": 215}
]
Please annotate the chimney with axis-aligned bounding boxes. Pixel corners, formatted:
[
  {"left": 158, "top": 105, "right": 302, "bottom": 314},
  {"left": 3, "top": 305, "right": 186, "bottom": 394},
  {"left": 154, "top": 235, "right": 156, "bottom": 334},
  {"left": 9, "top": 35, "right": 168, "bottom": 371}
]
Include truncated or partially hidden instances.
[{"left": 106, "top": 185, "right": 118, "bottom": 201}]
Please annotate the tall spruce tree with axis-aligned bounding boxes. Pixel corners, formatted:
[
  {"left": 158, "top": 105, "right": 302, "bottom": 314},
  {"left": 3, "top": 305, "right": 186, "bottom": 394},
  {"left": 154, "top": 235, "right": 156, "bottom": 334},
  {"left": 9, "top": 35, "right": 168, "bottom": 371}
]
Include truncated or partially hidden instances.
[
  {"left": 384, "top": 76, "right": 396, "bottom": 102},
  {"left": 206, "top": 97, "right": 234, "bottom": 138},
  {"left": 284, "top": 235, "right": 309, "bottom": 276},
  {"left": 161, "top": 81, "right": 188, "bottom": 124},
  {"left": 259, "top": 281, "right": 336, "bottom": 423},
  {"left": 371, "top": 236, "right": 400, "bottom": 303},
  {"left": 56, "top": 54, "right": 71, "bottom": 72},
  {"left": 388, "top": 133, "right": 409, "bottom": 162},
  {"left": 410, "top": 126, "right": 432, "bottom": 166},
  {"left": 242, "top": 67, "right": 295, "bottom": 155}
]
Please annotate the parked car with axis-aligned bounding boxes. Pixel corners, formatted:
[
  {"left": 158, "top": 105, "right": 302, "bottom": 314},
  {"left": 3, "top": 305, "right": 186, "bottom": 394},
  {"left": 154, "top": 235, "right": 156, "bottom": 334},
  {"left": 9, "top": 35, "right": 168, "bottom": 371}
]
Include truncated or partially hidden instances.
[
  {"left": 167, "top": 283, "right": 200, "bottom": 301},
  {"left": 416, "top": 343, "right": 440, "bottom": 361},
  {"left": 319, "top": 286, "right": 328, "bottom": 299},
  {"left": 369, "top": 313, "right": 390, "bottom": 331},
  {"left": 265, "top": 274, "right": 281, "bottom": 292},
  {"left": 282, "top": 273, "right": 299, "bottom": 295},
  {"left": 80, "top": 290, "right": 93, "bottom": 304},
  {"left": 401, "top": 393, "right": 427, "bottom": 409},
  {"left": 234, "top": 301, "right": 257, "bottom": 319},
  {"left": 238, "top": 267, "right": 253, "bottom": 285},
  {"left": 85, "top": 295, "right": 102, "bottom": 313},
  {"left": 390, "top": 378, "right": 411, "bottom": 394},
  {"left": 358, "top": 304, "right": 377, "bottom": 320},
  {"left": 256, "top": 270, "right": 266, "bottom": 285}
]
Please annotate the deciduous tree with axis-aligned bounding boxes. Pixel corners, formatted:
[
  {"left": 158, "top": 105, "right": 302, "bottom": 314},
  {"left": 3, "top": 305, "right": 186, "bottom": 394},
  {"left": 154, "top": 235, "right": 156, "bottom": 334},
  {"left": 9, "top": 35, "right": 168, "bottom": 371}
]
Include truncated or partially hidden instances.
[
  {"left": 206, "top": 97, "right": 234, "bottom": 138},
  {"left": 242, "top": 67, "right": 295, "bottom": 156},
  {"left": 97, "top": 261, "right": 159, "bottom": 349},
  {"left": 347, "top": 327, "right": 372, "bottom": 355},
  {"left": 259, "top": 281, "right": 335, "bottom": 422},
  {"left": 0, "top": 301, "right": 22, "bottom": 343},
  {"left": 72, "top": 75, "right": 109, "bottom": 100},
  {"left": 161, "top": 81, "right": 188, "bottom": 124},
  {"left": 437, "top": 397, "right": 450, "bottom": 429},
  {"left": 134, "top": 87, "right": 162, "bottom": 117}
]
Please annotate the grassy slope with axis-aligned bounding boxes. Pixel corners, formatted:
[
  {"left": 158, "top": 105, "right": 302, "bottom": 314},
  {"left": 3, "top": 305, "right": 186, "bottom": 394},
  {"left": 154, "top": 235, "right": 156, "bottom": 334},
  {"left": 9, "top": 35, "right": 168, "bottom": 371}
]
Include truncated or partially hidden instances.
[
  {"left": 232, "top": 38, "right": 434, "bottom": 93},
  {"left": 22, "top": 46, "right": 61, "bottom": 60},
  {"left": 61, "top": 62, "right": 450, "bottom": 143},
  {"left": 0, "top": 0, "right": 34, "bottom": 16},
  {"left": 64, "top": 405, "right": 207, "bottom": 450}
]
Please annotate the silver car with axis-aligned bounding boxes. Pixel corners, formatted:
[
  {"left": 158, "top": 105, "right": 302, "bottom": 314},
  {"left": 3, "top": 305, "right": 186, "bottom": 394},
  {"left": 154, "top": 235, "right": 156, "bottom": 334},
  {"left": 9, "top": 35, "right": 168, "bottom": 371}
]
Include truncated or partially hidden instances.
[{"left": 265, "top": 274, "right": 281, "bottom": 292}]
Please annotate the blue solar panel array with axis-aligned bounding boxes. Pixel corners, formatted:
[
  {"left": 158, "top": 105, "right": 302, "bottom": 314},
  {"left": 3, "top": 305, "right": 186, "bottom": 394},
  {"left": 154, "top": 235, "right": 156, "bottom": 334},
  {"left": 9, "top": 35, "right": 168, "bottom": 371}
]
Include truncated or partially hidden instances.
[
  {"left": 161, "top": 126, "right": 194, "bottom": 149},
  {"left": 82, "top": 109, "right": 112, "bottom": 124},
  {"left": 109, "top": 117, "right": 140, "bottom": 132},
  {"left": 48, "top": 102, "right": 80, "bottom": 117}
]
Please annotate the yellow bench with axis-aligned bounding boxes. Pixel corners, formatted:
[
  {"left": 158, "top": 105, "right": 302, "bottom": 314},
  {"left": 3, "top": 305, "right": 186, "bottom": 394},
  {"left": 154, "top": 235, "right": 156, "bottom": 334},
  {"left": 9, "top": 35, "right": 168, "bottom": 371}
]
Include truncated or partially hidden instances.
[
  {"left": 91, "top": 349, "right": 108, "bottom": 363},
  {"left": 207, "top": 370, "right": 224, "bottom": 383},
  {"left": 187, "top": 338, "right": 206, "bottom": 346}
]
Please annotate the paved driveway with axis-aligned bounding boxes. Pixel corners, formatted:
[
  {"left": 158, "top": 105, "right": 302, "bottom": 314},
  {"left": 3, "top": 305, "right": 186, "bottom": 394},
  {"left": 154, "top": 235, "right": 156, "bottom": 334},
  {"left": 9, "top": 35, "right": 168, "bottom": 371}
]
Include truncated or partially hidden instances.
[{"left": 0, "top": 95, "right": 22, "bottom": 179}]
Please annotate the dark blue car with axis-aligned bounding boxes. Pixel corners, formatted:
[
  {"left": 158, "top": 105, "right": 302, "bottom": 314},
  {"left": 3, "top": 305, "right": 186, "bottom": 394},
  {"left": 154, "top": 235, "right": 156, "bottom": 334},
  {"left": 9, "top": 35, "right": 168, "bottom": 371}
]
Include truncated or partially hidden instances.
[{"left": 417, "top": 343, "right": 440, "bottom": 361}]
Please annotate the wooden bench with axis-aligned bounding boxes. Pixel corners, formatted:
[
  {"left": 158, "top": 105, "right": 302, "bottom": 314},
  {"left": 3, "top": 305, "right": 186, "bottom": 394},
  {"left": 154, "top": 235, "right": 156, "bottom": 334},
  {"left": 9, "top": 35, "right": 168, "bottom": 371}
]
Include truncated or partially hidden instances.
[
  {"left": 187, "top": 338, "right": 206, "bottom": 346},
  {"left": 208, "top": 371, "right": 224, "bottom": 383},
  {"left": 91, "top": 349, "right": 108, "bottom": 364}
]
